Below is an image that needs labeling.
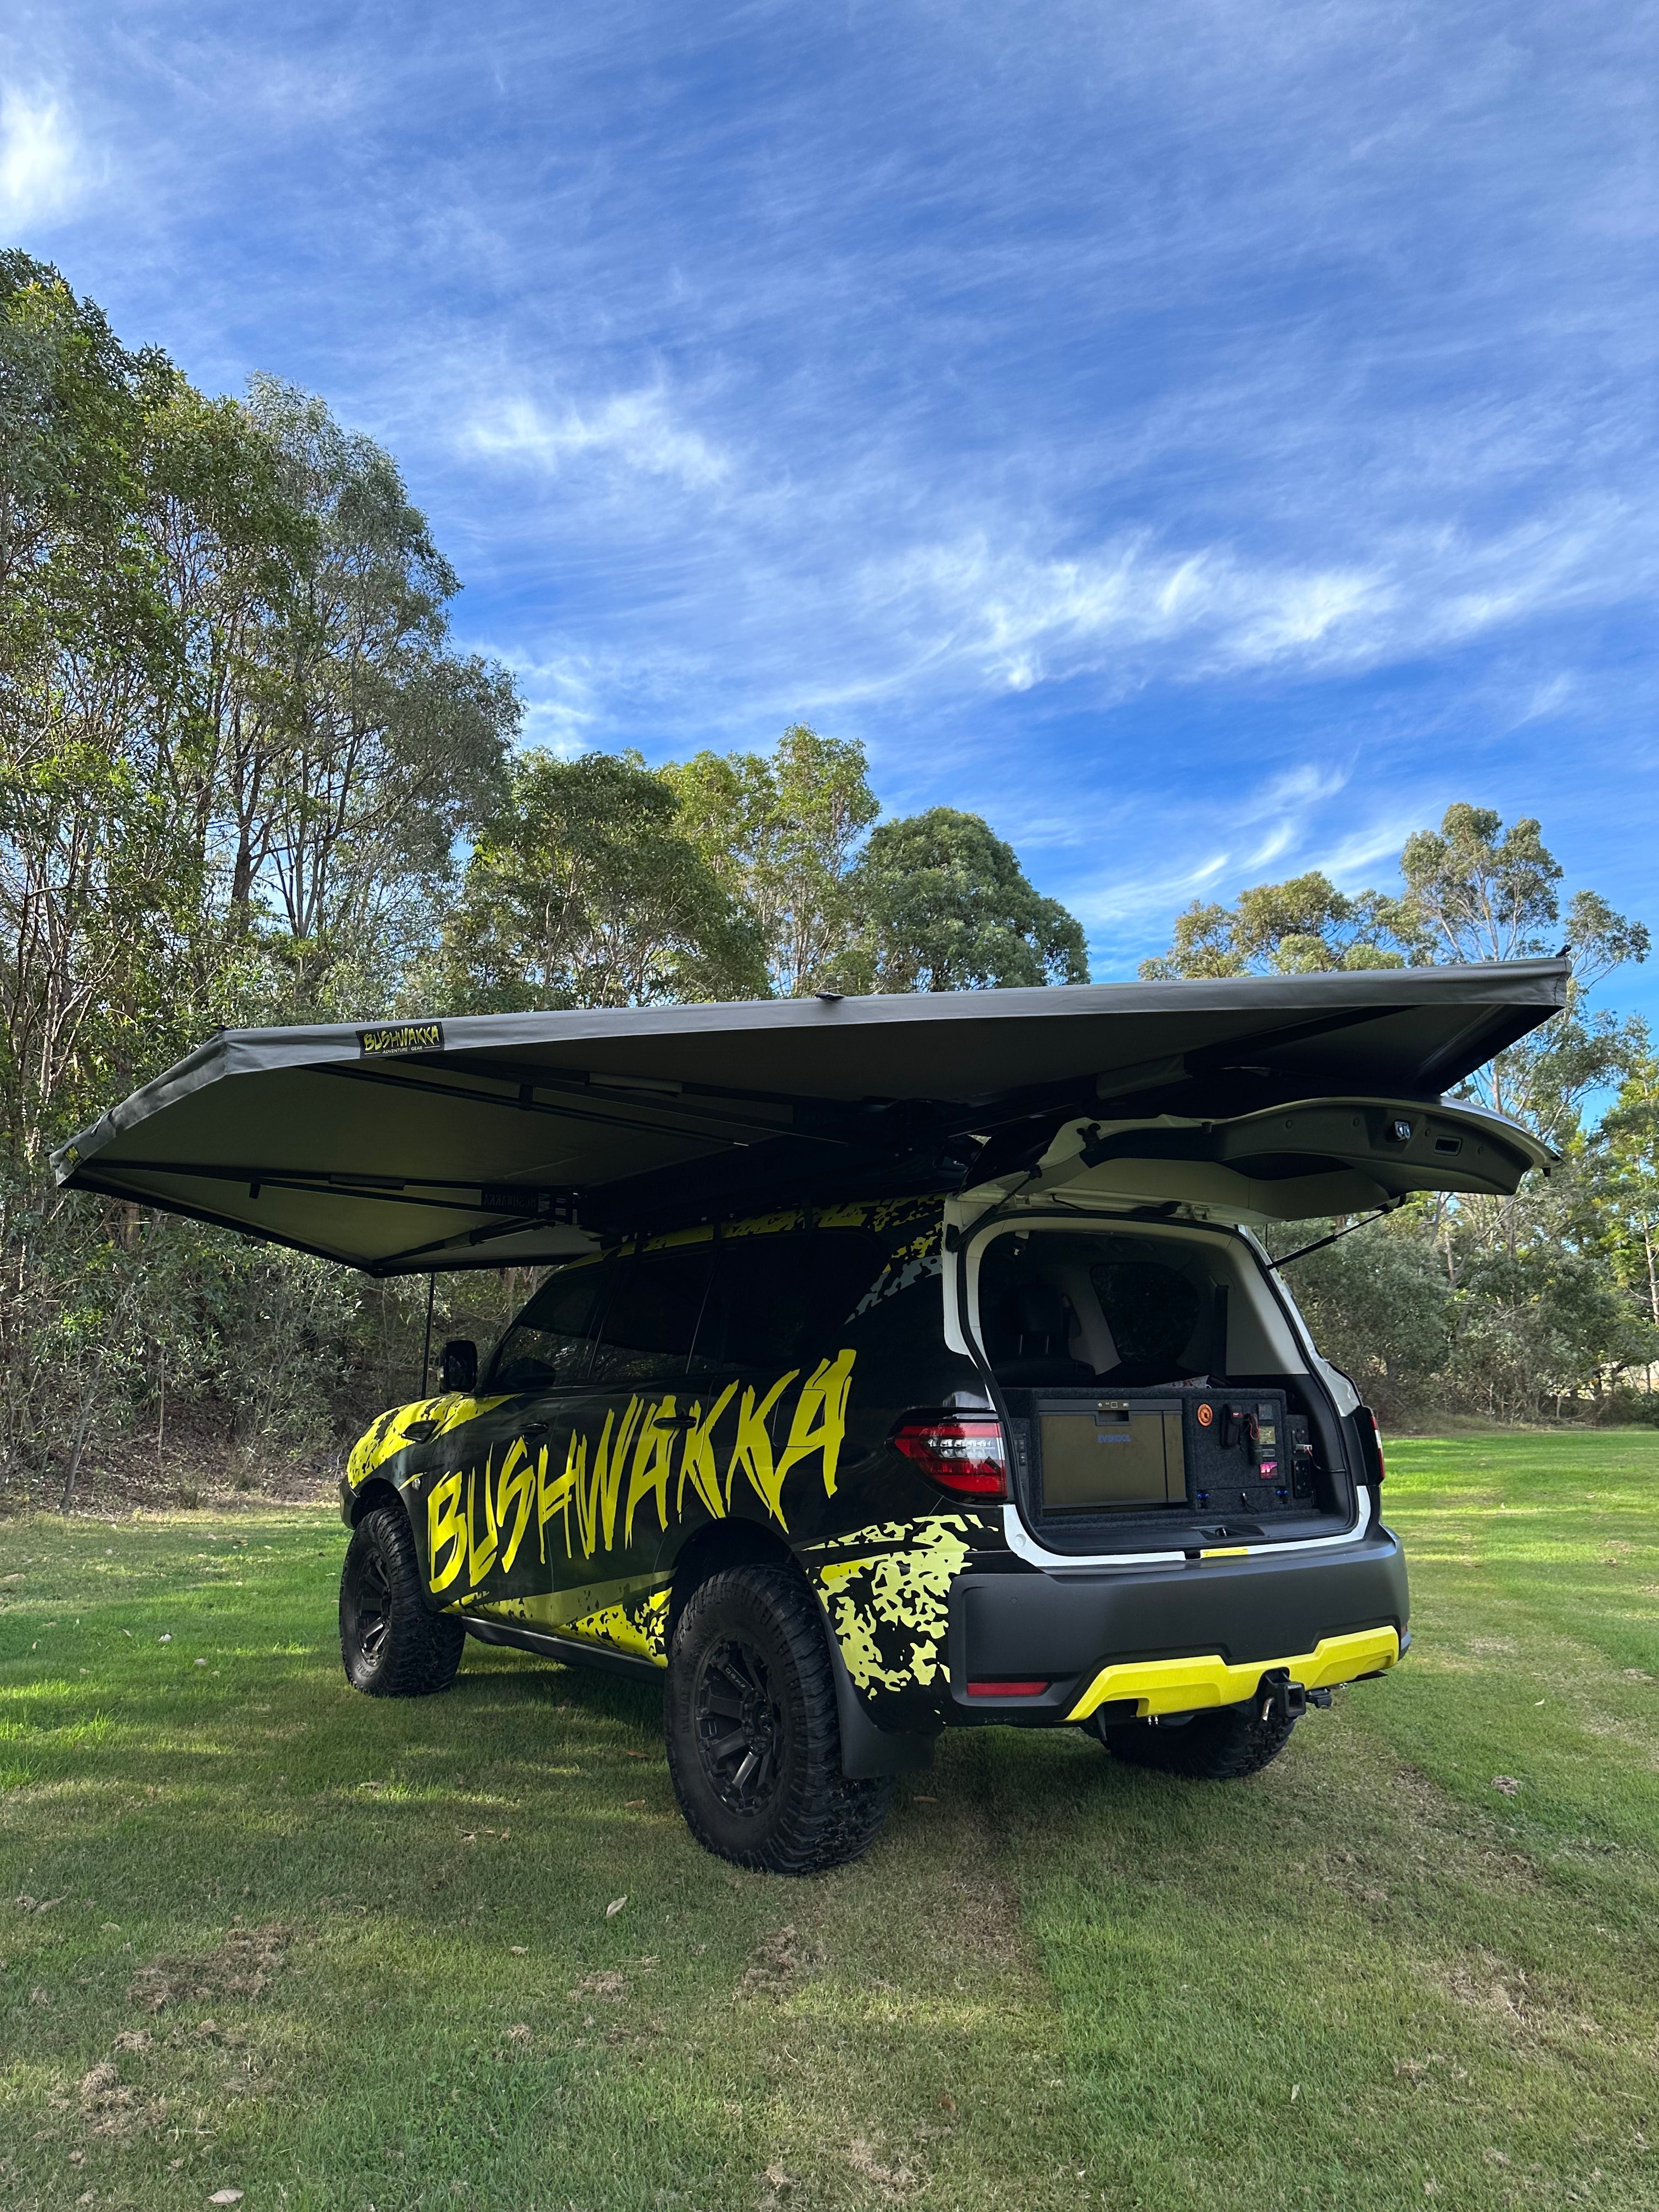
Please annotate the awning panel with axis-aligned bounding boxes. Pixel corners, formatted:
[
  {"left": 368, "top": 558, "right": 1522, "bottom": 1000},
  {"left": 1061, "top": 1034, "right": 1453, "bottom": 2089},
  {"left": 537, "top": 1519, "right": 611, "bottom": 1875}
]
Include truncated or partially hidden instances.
[{"left": 53, "top": 962, "right": 1566, "bottom": 1271}]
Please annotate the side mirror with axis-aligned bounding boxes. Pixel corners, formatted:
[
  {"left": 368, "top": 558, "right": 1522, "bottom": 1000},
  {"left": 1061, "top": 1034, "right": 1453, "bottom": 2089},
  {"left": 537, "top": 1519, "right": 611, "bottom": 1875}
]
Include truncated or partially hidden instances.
[{"left": 439, "top": 1338, "right": 478, "bottom": 1394}]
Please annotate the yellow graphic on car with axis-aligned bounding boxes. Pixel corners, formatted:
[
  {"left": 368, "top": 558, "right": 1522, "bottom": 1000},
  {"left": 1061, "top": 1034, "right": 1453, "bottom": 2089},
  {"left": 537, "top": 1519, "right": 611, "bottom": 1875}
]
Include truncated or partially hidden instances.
[
  {"left": 812, "top": 1517, "right": 973, "bottom": 1694},
  {"left": 425, "top": 1351, "right": 857, "bottom": 1595},
  {"left": 345, "top": 1391, "right": 505, "bottom": 1486}
]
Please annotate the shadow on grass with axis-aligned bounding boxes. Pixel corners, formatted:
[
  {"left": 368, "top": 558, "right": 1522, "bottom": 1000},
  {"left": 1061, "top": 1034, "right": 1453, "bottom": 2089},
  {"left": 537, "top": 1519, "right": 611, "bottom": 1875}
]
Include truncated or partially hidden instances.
[{"left": 453, "top": 1643, "right": 666, "bottom": 1739}]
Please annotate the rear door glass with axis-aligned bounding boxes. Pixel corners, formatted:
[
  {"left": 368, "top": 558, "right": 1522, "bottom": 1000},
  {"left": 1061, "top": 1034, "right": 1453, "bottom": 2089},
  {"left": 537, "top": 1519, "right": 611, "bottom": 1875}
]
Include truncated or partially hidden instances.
[
  {"left": 978, "top": 1230, "right": 1216, "bottom": 1386},
  {"left": 589, "top": 1245, "right": 721, "bottom": 1385},
  {"left": 699, "top": 1232, "right": 884, "bottom": 1369},
  {"left": 1089, "top": 1259, "right": 1205, "bottom": 1376}
]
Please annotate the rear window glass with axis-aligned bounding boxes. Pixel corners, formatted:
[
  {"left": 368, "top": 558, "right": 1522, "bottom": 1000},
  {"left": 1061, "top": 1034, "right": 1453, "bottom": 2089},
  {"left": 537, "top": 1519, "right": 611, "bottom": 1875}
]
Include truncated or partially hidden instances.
[
  {"left": 1089, "top": 1261, "right": 1204, "bottom": 1374},
  {"left": 589, "top": 1245, "right": 721, "bottom": 1385},
  {"left": 699, "top": 1232, "right": 884, "bottom": 1369},
  {"left": 489, "top": 1262, "right": 605, "bottom": 1392},
  {"left": 978, "top": 1229, "right": 1216, "bottom": 1387}
]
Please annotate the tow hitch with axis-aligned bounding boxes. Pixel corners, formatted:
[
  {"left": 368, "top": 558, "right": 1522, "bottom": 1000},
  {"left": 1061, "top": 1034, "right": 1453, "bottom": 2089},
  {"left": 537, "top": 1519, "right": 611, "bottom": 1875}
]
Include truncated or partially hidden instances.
[{"left": 1260, "top": 1672, "right": 1333, "bottom": 1723}]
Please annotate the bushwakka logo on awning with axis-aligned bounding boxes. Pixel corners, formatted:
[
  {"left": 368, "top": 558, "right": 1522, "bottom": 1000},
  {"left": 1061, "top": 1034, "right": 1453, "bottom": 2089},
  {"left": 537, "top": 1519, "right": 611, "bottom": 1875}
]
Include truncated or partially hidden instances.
[{"left": 358, "top": 1020, "right": 444, "bottom": 1057}]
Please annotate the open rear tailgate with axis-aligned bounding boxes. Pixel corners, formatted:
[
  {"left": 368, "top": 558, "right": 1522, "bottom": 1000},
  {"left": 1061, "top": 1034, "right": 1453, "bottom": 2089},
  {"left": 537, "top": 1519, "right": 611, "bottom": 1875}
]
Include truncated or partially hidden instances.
[{"left": 978, "top": 1093, "right": 1553, "bottom": 1222}]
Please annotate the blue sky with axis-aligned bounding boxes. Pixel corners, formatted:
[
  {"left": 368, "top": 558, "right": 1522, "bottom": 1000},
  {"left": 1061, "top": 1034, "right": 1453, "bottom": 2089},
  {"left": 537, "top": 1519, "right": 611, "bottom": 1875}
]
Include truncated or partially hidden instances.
[{"left": 5, "top": 1, "right": 1657, "bottom": 1008}]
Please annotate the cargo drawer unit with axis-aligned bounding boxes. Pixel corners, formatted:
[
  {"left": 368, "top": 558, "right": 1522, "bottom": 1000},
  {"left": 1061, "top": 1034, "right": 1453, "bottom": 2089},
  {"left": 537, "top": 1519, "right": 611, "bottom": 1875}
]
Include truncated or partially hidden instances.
[{"left": 1007, "top": 1385, "right": 1319, "bottom": 1538}]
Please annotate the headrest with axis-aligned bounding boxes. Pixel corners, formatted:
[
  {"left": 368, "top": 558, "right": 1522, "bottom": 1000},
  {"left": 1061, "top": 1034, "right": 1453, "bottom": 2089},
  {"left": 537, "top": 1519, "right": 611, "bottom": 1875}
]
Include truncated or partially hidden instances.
[{"left": 1009, "top": 1281, "right": 1070, "bottom": 1338}]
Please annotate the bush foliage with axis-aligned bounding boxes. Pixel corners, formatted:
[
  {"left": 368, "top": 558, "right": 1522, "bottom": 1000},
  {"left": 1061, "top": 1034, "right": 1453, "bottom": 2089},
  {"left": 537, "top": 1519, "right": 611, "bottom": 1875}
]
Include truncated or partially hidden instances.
[{"left": 3, "top": 256, "right": 1654, "bottom": 1500}]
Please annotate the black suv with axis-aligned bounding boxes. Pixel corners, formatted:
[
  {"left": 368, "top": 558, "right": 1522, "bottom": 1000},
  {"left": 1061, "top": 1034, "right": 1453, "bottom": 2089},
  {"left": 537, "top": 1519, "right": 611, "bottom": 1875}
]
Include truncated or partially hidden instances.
[
  {"left": 343, "top": 1192, "right": 1412, "bottom": 1869},
  {"left": 56, "top": 967, "right": 1561, "bottom": 1872}
]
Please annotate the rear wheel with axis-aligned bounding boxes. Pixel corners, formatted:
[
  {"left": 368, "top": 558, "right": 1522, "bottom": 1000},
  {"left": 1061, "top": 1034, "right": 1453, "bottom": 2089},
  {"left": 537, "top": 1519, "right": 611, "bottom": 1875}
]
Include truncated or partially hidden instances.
[
  {"left": 664, "top": 1565, "right": 892, "bottom": 1874},
  {"left": 340, "top": 1503, "right": 465, "bottom": 1697},
  {"left": 1098, "top": 1700, "right": 1296, "bottom": 1780}
]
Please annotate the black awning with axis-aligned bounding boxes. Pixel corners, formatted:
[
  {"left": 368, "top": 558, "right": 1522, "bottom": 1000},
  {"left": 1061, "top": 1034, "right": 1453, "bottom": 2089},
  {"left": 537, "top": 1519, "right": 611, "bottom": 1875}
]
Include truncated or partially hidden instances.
[{"left": 53, "top": 961, "right": 1566, "bottom": 1272}]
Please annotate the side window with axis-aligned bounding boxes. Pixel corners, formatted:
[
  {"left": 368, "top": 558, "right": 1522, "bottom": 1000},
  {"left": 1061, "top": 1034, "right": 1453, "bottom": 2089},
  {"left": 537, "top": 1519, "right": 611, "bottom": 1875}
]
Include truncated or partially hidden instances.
[
  {"left": 589, "top": 1245, "right": 720, "bottom": 1385},
  {"left": 489, "top": 1262, "right": 605, "bottom": 1393},
  {"left": 699, "top": 1232, "right": 884, "bottom": 1369}
]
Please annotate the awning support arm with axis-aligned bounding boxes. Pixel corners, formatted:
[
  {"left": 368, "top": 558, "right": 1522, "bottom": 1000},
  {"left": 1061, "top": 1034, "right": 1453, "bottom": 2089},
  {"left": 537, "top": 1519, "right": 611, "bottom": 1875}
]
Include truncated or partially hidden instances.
[{"left": 311, "top": 1059, "right": 849, "bottom": 1150}]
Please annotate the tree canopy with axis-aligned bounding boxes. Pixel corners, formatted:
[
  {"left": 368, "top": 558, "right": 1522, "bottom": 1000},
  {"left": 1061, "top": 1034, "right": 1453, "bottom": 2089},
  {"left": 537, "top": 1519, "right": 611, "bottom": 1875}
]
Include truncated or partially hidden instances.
[
  {"left": 664, "top": 724, "right": 878, "bottom": 997},
  {"left": 433, "top": 748, "right": 767, "bottom": 1012},
  {"left": 839, "top": 808, "right": 1090, "bottom": 993},
  {"left": 2, "top": 254, "right": 1655, "bottom": 1498}
]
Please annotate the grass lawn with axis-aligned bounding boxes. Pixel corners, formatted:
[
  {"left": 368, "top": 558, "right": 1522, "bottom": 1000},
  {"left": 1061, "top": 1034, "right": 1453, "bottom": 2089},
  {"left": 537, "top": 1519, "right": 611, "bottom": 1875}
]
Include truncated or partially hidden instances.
[{"left": 1, "top": 1429, "right": 1654, "bottom": 2211}]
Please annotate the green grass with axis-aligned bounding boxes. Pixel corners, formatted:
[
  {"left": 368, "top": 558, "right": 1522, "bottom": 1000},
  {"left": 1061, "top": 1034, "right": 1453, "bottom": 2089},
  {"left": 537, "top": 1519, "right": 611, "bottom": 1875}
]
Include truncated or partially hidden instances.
[{"left": 1, "top": 1431, "right": 1655, "bottom": 2211}]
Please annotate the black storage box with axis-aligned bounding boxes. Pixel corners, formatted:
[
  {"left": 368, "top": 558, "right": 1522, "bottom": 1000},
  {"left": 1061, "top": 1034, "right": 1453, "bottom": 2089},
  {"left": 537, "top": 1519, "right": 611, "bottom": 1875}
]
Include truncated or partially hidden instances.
[{"left": 1031, "top": 1387, "right": 1313, "bottom": 1519}]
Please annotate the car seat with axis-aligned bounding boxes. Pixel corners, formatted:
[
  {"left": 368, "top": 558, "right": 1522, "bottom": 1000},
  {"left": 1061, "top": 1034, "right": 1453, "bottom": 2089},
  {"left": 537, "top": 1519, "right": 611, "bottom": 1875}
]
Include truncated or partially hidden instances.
[{"left": 992, "top": 1279, "right": 1094, "bottom": 1385}]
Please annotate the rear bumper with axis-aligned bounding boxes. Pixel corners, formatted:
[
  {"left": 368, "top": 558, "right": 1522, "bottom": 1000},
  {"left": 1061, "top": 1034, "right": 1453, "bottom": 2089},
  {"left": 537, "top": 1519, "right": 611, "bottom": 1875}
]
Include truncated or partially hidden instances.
[{"left": 944, "top": 1526, "right": 1409, "bottom": 1723}]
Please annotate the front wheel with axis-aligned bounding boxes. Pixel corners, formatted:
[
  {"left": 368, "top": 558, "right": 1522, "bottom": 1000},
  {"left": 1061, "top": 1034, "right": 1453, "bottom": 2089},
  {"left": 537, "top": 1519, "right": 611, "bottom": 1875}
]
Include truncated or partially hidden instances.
[
  {"left": 340, "top": 1504, "right": 466, "bottom": 1697},
  {"left": 1098, "top": 1700, "right": 1296, "bottom": 1779},
  {"left": 664, "top": 1565, "right": 892, "bottom": 1874}
]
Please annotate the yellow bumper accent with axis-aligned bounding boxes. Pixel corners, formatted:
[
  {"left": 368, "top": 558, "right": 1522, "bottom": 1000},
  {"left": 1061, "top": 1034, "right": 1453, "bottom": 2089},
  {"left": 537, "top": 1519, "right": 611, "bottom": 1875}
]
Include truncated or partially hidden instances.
[{"left": 1064, "top": 1624, "right": 1401, "bottom": 1723}]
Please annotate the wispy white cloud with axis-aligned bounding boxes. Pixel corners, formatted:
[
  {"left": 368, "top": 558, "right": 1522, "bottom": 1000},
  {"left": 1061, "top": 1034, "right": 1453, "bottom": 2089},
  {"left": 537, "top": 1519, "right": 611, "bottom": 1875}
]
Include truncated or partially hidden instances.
[
  {"left": 462, "top": 386, "right": 731, "bottom": 491},
  {"left": 855, "top": 495, "right": 1657, "bottom": 703},
  {"left": 0, "top": 87, "right": 77, "bottom": 225},
  {"left": 1511, "top": 672, "right": 1576, "bottom": 725},
  {"left": 1237, "top": 763, "right": 1354, "bottom": 822},
  {"left": 1068, "top": 852, "right": 1234, "bottom": 933},
  {"left": 494, "top": 647, "right": 603, "bottom": 756}
]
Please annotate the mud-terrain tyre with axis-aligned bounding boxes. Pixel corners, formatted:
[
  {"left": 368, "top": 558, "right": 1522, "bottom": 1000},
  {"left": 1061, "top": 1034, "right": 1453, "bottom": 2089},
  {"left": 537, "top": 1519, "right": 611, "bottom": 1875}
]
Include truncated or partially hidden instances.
[
  {"left": 340, "top": 1503, "right": 466, "bottom": 1697},
  {"left": 664, "top": 1565, "right": 893, "bottom": 1874},
  {"left": 1099, "top": 1700, "right": 1296, "bottom": 1780}
]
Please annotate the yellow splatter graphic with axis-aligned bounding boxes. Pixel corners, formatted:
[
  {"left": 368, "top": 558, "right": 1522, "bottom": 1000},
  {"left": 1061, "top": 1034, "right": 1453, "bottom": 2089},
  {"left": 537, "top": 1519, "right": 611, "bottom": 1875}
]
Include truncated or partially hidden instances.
[
  {"left": 814, "top": 1519, "right": 974, "bottom": 1696},
  {"left": 561, "top": 1588, "right": 672, "bottom": 1666},
  {"left": 346, "top": 1391, "right": 507, "bottom": 1488}
]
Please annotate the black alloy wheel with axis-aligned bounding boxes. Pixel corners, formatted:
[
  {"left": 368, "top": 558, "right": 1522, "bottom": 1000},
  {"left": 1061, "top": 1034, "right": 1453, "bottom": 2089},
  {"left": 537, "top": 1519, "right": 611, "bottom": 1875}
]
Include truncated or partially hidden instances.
[
  {"left": 340, "top": 1503, "right": 466, "bottom": 1697},
  {"left": 695, "top": 1637, "right": 785, "bottom": 1813},
  {"left": 352, "top": 1544, "right": 394, "bottom": 1668},
  {"left": 664, "top": 1564, "right": 893, "bottom": 1874}
]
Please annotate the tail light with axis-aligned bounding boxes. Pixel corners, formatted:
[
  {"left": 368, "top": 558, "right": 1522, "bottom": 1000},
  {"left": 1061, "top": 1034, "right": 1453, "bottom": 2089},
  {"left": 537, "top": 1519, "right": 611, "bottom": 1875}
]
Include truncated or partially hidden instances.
[
  {"left": 1356, "top": 1406, "right": 1386, "bottom": 1488},
  {"left": 890, "top": 1415, "right": 1008, "bottom": 1500}
]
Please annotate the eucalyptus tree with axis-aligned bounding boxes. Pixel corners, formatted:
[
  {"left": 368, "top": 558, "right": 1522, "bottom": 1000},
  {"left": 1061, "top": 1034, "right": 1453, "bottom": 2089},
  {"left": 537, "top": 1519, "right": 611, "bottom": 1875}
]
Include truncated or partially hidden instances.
[
  {"left": 0, "top": 252, "right": 198, "bottom": 1159},
  {"left": 1592, "top": 1048, "right": 1659, "bottom": 1338},
  {"left": 839, "top": 806, "right": 1088, "bottom": 993},
  {"left": 665, "top": 724, "right": 879, "bottom": 996},
  {"left": 433, "top": 747, "right": 768, "bottom": 1013},
  {"left": 230, "top": 376, "right": 516, "bottom": 1018}
]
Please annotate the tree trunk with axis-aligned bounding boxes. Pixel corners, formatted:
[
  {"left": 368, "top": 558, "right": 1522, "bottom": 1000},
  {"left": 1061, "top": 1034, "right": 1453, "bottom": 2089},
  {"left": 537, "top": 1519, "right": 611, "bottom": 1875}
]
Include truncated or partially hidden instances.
[{"left": 59, "top": 1391, "right": 95, "bottom": 1514}]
